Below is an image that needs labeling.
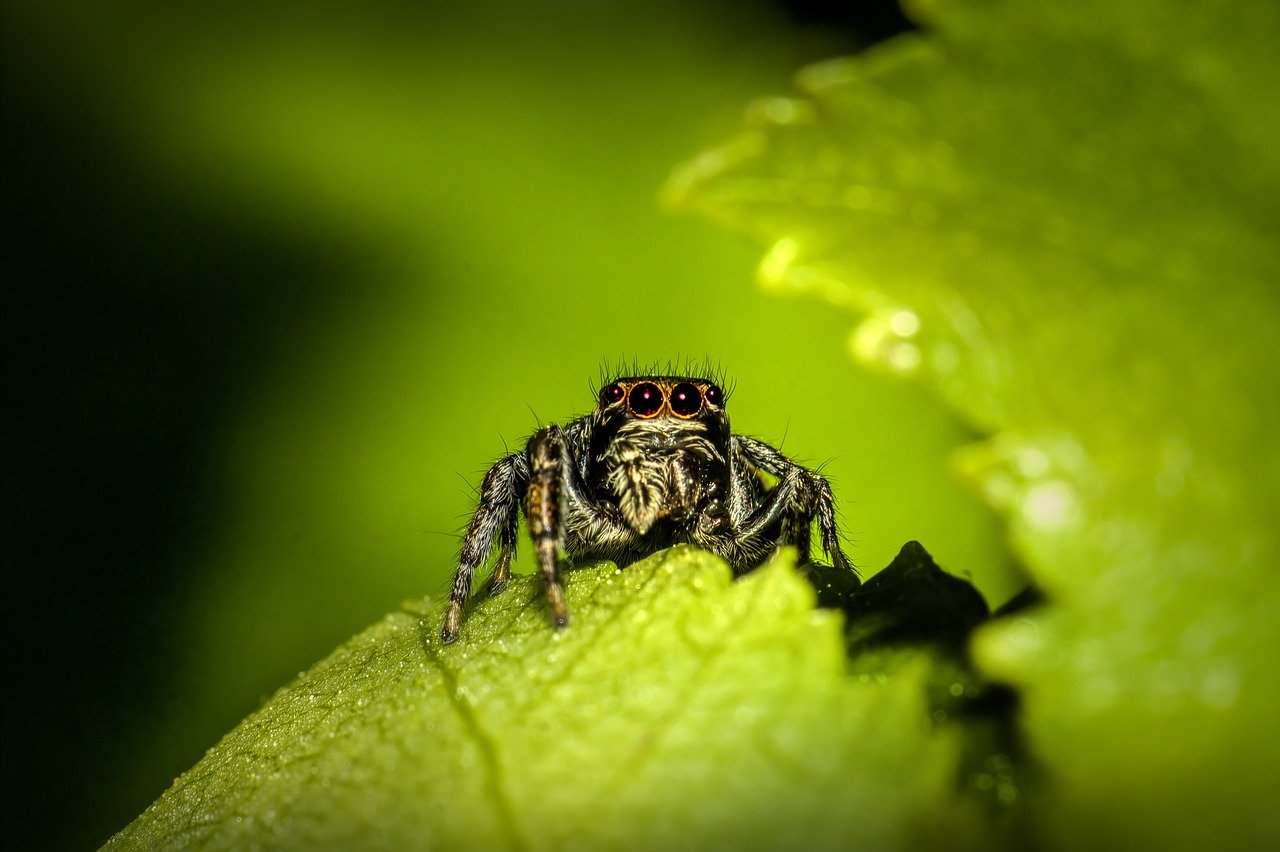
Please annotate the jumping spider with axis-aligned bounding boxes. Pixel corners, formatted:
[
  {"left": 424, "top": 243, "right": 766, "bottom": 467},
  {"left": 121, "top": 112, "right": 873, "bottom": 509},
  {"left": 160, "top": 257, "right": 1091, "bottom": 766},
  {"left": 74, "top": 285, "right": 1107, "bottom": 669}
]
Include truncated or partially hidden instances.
[{"left": 441, "top": 373, "right": 853, "bottom": 643}]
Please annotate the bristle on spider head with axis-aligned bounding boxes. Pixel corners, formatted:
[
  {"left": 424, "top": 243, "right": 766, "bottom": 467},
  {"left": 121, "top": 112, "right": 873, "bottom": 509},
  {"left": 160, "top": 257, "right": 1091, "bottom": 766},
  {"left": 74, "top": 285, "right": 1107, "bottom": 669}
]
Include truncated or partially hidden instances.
[{"left": 594, "top": 355, "right": 731, "bottom": 399}]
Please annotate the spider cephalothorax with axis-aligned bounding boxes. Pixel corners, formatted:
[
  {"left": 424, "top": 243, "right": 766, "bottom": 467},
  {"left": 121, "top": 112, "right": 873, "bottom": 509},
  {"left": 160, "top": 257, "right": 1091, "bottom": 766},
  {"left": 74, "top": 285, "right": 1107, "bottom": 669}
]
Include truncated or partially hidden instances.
[{"left": 441, "top": 372, "right": 853, "bottom": 643}]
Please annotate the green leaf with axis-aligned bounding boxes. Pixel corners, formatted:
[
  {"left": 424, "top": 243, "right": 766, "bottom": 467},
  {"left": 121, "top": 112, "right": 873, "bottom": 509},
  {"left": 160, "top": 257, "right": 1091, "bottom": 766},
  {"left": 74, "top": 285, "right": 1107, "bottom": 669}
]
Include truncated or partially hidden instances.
[
  {"left": 107, "top": 548, "right": 993, "bottom": 850},
  {"left": 666, "top": 0, "right": 1280, "bottom": 849}
]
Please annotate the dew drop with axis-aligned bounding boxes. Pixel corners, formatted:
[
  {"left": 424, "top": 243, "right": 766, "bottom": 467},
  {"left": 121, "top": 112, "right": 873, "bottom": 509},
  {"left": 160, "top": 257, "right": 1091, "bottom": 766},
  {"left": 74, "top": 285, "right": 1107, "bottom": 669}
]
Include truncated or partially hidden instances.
[
  {"left": 889, "top": 309, "right": 920, "bottom": 337},
  {"left": 1021, "top": 479, "right": 1078, "bottom": 530},
  {"left": 887, "top": 343, "right": 921, "bottom": 372}
]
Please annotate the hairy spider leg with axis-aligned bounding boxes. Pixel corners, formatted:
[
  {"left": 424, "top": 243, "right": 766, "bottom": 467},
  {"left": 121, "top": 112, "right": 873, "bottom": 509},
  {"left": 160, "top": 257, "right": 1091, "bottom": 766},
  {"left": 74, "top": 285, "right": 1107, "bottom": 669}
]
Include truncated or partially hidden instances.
[
  {"left": 442, "top": 452, "right": 529, "bottom": 644},
  {"left": 487, "top": 518, "right": 519, "bottom": 595},
  {"left": 525, "top": 425, "right": 575, "bottom": 628},
  {"left": 526, "top": 424, "right": 637, "bottom": 630},
  {"left": 783, "top": 513, "right": 814, "bottom": 563},
  {"left": 558, "top": 418, "right": 635, "bottom": 556},
  {"left": 729, "top": 435, "right": 853, "bottom": 575},
  {"left": 694, "top": 442, "right": 806, "bottom": 569}
]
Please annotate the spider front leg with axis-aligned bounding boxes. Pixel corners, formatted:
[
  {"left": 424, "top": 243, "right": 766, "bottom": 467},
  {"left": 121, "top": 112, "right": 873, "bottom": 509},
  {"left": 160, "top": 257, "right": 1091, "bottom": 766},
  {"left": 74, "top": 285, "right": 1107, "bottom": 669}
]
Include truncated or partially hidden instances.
[
  {"left": 524, "top": 424, "right": 634, "bottom": 631},
  {"left": 732, "top": 435, "right": 854, "bottom": 575},
  {"left": 441, "top": 452, "right": 529, "bottom": 644},
  {"left": 525, "top": 426, "right": 571, "bottom": 628},
  {"left": 486, "top": 519, "right": 518, "bottom": 596}
]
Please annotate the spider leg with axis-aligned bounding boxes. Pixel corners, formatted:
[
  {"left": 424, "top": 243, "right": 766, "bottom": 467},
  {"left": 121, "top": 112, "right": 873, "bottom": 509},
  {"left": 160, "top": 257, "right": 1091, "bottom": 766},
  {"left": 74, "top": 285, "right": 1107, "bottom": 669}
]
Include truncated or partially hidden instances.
[
  {"left": 486, "top": 518, "right": 518, "bottom": 595},
  {"left": 526, "top": 426, "right": 571, "bottom": 628},
  {"left": 784, "top": 514, "right": 813, "bottom": 563},
  {"left": 691, "top": 452, "right": 789, "bottom": 569},
  {"left": 442, "top": 452, "right": 529, "bottom": 644},
  {"left": 728, "top": 435, "right": 853, "bottom": 574},
  {"left": 524, "top": 424, "right": 637, "bottom": 630}
]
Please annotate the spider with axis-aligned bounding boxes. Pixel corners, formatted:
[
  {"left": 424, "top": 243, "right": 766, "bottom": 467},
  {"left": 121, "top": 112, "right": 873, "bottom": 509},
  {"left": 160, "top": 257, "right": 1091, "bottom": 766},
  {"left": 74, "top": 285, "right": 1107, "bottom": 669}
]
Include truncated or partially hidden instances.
[{"left": 441, "top": 372, "right": 854, "bottom": 643}]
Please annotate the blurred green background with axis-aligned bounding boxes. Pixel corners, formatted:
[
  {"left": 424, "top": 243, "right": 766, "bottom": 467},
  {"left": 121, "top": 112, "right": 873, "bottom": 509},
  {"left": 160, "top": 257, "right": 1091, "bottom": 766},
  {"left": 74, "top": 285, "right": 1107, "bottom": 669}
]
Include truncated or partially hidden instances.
[{"left": 2, "top": 2, "right": 1020, "bottom": 848}]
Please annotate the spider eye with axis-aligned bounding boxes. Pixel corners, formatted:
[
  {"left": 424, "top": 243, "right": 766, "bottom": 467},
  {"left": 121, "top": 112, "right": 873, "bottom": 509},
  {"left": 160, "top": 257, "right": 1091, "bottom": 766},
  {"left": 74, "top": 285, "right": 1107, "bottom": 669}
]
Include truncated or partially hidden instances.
[
  {"left": 669, "top": 382, "right": 702, "bottom": 418},
  {"left": 628, "top": 382, "right": 663, "bottom": 418},
  {"left": 601, "top": 383, "right": 625, "bottom": 405},
  {"left": 704, "top": 384, "right": 724, "bottom": 407}
]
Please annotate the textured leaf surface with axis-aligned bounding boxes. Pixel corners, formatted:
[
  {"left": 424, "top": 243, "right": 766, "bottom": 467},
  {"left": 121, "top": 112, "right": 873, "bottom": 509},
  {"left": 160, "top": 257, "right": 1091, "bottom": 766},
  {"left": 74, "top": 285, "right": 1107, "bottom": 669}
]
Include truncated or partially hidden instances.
[
  {"left": 667, "top": 0, "right": 1280, "bottom": 849},
  {"left": 108, "top": 548, "right": 986, "bottom": 850}
]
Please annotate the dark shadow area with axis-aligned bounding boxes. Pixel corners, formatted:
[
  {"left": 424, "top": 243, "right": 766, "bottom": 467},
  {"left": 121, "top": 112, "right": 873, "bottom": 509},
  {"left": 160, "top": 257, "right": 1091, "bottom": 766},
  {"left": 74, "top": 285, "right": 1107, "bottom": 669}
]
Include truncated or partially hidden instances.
[
  {"left": 843, "top": 540, "right": 990, "bottom": 654},
  {"left": 0, "top": 63, "right": 366, "bottom": 850},
  {"left": 807, "top": 541, "right": 1043, "bottom": 845},
  {"left": 779, "top": 0, "right": 917, "bottom": 43}
]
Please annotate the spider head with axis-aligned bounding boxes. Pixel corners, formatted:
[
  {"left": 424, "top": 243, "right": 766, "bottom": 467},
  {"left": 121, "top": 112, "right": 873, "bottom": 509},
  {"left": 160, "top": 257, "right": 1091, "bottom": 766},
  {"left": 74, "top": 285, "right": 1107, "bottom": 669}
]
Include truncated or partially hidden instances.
[{"left": 591, "top": 375, "right": 730, "bottom": 534}]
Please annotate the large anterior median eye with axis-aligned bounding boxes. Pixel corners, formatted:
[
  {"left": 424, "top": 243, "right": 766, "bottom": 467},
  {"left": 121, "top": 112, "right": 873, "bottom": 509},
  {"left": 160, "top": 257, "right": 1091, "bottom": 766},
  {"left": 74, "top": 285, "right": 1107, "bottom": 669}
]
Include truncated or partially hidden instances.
[
  {"left": 628, "top": 382, "right": 663, "bottom": 417},
  {"left": 669, "top": 382, "right": 702, "bottom": 418}
]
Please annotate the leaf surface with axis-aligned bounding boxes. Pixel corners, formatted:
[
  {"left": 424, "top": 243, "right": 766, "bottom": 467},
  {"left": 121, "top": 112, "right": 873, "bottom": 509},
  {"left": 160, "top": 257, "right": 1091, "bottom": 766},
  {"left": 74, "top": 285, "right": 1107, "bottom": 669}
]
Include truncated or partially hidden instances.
[{"left": 109, "top": 548, "right": 987, "bottom": 850}]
